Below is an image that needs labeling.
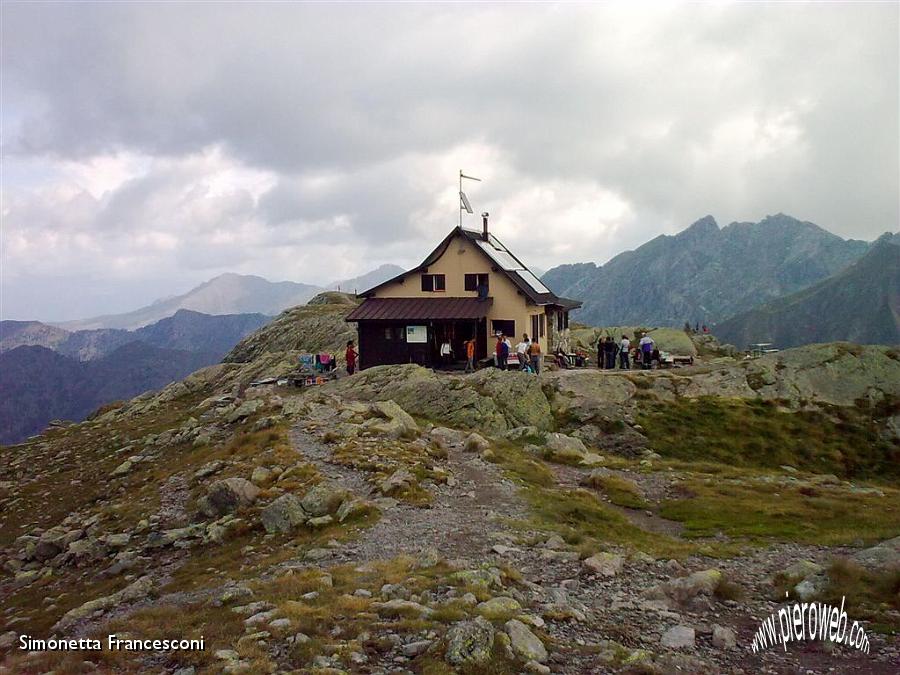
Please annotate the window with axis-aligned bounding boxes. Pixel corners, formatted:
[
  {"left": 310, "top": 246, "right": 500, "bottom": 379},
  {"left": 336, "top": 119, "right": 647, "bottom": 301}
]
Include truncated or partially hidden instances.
[
  {"left": 421, "top": 274, "right": 446, "bottom": 292},
  {"left": 491, "top": 320, "right": 515, "bottom": 338},
  {"left": 464, "top": 273, "right": 489, "bottom": 292},
  {"left": 532, "top": 314, "right": 545, "bottom": 339},
  {"left": 540, "top": 314, "right": 545, "bottom": 338}
]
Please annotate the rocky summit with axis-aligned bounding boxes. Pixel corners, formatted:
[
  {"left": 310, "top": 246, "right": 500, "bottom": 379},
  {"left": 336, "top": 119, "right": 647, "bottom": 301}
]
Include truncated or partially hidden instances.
[{"left": 1, "top": 300, "right": 898, "bottom": 674}]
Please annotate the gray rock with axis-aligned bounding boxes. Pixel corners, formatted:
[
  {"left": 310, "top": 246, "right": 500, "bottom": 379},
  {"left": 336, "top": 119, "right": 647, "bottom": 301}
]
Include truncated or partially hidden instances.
[
  {"left": 226, "top": 399, "right": 263, "bottom": 423},
  {"left": 505, "top": 619, "right": 548, "bottom": 663},
  {"left": 852, "top": 535, "right": 900, "bottom": 570},
  {"left": 402, "top": 640, "right": 432, "bottom": 657},
  {"left": 54, "top": 576, "right": 153, "bottom": 631},
  {"left": 711, "top": 624, "right": 736, "bottom": 649},
  {"left": 794, "top": 573, "right": 828, "bottom": 601},
  {"left": 300, "top": 483, "right": 349, "bottom": 517},
  {"left": 583, "top": 552, "right": 624, "bottom": 577},
  {"left": 250, "top": 466, "right": 273, "bottom": 486},
  {"left": 543, "top": 433, "right": 587, "bottom": 461},
  {"left": 660, "top": 625, "right": 695, "bottom": 650},
  {"left": 260, "top": 494, "right": 307, "bottom": 534},
  {"left": 0, "top": 631, "right": 17, "bottom": 649},
  {"left": 445, "top": 617, "right": 495, "bottom": 666},
  {"left": 201, "top": 478, "right": 260, "bottom": 517},
  {"left": 380, "top": 468, "right": 416, "bottom": 495}
]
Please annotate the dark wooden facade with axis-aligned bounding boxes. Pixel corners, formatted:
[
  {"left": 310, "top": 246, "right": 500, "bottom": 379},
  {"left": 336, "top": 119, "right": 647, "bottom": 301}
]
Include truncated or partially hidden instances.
[{"left": 358, "top": 318, "right": 488, "bottom": 369}]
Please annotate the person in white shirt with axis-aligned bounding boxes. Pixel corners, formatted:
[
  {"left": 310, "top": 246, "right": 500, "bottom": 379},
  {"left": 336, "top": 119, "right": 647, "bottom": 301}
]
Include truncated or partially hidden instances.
[
  {"left": 516, "top": 334, "right": 531, "bottom": 371},
  {"left": 619, "top": 335, "right": 631, "bottom": 369},
  {"left": 639, "top": 333, "right": 654, "bottom": 370}
]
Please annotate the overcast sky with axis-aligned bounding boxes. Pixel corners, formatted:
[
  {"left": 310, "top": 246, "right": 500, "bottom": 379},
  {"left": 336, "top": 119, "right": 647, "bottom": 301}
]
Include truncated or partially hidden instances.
[{"left": 2, "top": 3, "right": 897, "bottom": 321}]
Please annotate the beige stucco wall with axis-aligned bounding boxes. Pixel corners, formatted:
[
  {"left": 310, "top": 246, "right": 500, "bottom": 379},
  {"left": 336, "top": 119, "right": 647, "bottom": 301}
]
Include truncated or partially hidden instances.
[{"left": 370, "top": 232, "right": 551, "bottom": 355}]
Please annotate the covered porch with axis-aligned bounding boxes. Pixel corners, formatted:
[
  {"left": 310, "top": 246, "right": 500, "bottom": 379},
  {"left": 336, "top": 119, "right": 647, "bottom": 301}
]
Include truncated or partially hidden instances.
[{"left": 347, "top": 297, "right": 493, "bottom": 370}]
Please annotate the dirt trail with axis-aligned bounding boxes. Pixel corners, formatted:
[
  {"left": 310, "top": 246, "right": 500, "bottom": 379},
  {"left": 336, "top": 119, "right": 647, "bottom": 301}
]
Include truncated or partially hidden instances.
[{"left": 290, "top": 426, "right": 530, "bottom": 564}]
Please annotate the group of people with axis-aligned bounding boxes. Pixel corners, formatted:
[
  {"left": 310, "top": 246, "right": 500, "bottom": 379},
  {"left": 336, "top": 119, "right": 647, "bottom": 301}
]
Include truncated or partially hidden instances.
[
  {"left": 488, "top": 332, "right": 543, "bottom": 374},
  {"left": 598, "top": 332, "right": 660, "bottom": 370}
]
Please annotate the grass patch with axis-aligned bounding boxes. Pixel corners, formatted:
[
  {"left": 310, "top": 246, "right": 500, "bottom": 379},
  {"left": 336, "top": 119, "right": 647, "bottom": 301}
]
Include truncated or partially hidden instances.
[
  {"left": 581, "top": 472, "right": 649, "bottom": 509},
  {"left": 820, "top": 558, "right": 900, "bottom": 633},
  {"left": 638, "top": 396, "right": 900, "bottom": 479},
  {"left": 659, "top": 477, "right": 900, "bottom": 545}
]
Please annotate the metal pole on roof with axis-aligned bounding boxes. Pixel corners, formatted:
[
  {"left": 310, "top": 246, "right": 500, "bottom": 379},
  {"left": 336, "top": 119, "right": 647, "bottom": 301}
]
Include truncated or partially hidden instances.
[{"left": 459, "top": 170, "right": 480, "bottom": 228}]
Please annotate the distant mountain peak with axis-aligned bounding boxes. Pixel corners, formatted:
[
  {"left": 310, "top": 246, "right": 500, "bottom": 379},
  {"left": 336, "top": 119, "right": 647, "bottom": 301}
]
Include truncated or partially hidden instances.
[
  {"left": 540, "top": 213, "right": 873, "bottom": 328},
  {"left": 679, "top": 215, "right": 719, "bottom": 238}
]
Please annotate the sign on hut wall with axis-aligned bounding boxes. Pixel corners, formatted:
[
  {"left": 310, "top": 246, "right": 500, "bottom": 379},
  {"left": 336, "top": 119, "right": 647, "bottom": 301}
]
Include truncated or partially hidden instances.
[{"left": 406, "top": 325, "right": 427, "bottom": 343}]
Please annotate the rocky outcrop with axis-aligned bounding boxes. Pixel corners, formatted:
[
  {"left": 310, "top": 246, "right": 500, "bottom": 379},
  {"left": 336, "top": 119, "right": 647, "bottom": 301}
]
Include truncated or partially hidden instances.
[
  {"left": 199, "top": 478, "right": 260, "bottom": 518},
  {"left": 333, "top": 365, "right": 554, "bottom": 434},
  {"left": 260, "top": 494, "right": 308, "bottom": 534},
  {"left": 445, "top": 617, "right": 495, "bottom": 666}
]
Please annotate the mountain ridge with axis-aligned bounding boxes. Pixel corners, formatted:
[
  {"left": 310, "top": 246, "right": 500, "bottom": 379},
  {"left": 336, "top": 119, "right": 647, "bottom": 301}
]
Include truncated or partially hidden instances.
[
  {"left": 715, "top": 234, "right": 900, "bottom": 349},
  {"left": 541, "top": 213, "right": 873, "bottom": 327}
]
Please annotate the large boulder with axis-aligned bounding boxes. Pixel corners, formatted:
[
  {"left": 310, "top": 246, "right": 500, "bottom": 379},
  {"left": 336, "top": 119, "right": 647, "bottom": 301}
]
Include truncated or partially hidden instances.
[
  {"left": 445, "top": 617, "right": 495, "bottom": 666},
  {"left": 660, "top": 625, "right": 695, "bottom": 650},
  {"left": 542, "top": 433, "right": 588, "bottom": 462},
  {"left": 54, "top": 576, "right": 154, "bottom": 632},
  {"left": 367, "top": 400, "right": 419, "bottom": 438},
  {"left": 200, "top": 478, "right": 261, "bottom": 518},
  {"left": 852, "top": 535, "right": 900, "bottom": 570},
  {"left": 505, "top": 619, "right": 548, "bottom": 663},
  {"left": 300, "top": 484, "right": 350, "bottom": 518},
  {"left": 583, "top": 552, "right": 624, "bottom": 577},
  {"left": 260, "top": 494, "right": 308, "bottom": 534}
]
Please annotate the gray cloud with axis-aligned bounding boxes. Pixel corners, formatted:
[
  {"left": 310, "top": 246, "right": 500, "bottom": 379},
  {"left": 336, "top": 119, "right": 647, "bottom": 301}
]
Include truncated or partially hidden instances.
[{"left": 1, "top": 3, "right": 897, "bottom": 320}]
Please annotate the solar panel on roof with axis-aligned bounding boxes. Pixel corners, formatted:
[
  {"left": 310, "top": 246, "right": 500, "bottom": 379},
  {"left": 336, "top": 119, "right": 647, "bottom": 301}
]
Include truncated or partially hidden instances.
[
  {"left": 516, "top": 270, "right": 551, "bottom": 294},
  {"left": 476, "top": 239, "right": 524, "bottom": 271}
]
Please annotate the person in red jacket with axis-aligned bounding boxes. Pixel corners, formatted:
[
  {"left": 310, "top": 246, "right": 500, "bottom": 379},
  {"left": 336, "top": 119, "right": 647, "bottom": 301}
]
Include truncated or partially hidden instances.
[{"left": 345, "top": 340, "right": 359, "bottom": 375}]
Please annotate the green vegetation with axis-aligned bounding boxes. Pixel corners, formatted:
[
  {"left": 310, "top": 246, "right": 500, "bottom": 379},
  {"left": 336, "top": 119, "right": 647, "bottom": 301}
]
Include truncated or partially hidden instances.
[
  {"left": 486, "top": 441, "right": 725, "bottom": 559},
  {"left": 638, "top": 396, "right": 900, "bottom": 479},
  {"left": 659, "top": 477, "right": 900, "bottom": 545},
  {"left": 821, "top": 558, "right": 900, "bottom": 634},
  {"left": 580, "top": 472, "right": 649, "bottom": 509}
]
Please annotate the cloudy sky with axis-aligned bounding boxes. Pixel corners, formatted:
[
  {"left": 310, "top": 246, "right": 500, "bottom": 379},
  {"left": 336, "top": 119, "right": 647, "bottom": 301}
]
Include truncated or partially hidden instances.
[{"left": 2, "top": 3, "right": 897, "bottom": 321}]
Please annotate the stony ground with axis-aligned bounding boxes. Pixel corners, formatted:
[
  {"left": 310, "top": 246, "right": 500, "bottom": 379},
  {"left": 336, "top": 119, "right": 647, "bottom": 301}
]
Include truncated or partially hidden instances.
[{"left": 1, "top": 333, "right": 899, "bottom": 674}]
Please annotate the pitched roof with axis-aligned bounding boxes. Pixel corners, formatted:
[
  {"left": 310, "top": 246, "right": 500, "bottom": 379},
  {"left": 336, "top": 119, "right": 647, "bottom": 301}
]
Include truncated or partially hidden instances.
[
  {"left": 359, "top": 226, "right": 582, "bottom": 309},
  {"left": 346, "top": 297, "right": 493, "bottom": 321}
]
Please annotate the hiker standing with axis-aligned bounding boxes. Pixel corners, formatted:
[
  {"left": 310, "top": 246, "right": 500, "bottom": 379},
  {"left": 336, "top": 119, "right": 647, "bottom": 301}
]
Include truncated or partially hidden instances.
[
  {"left": 605, "top": 336, "right": 617, "bottom": 369},
  {"left": 529, "top": 338, "right": 543, "bottom": 375},
  {"left": 465, "top": 338, "right": 476, "bottom": 373},
  {"left": 345, "top": 340, "right": 359, "bottom": 375},
  {"left": 516, "top": 334, "right": 531, "bottom": 372},
  {"left": 496, "top": 333, "right": 510, "bottom": 370},
  {"left": 639, "top": 333, "right": 654, "bottom": 370},
  {"left": 619, "top": 334, "right": 631, "bottom": 369}
]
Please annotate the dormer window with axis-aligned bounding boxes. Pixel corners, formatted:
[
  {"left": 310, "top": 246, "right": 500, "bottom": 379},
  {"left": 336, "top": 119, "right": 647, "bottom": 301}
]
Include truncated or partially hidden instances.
[{"left": 421, "top": 274, "right": 446, "bottom": 292}]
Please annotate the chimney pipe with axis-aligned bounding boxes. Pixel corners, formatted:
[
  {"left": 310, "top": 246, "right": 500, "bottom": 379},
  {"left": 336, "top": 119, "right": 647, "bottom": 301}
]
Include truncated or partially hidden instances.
[{"left": 482, "top": 212, "right": 489, "bottom": 241}]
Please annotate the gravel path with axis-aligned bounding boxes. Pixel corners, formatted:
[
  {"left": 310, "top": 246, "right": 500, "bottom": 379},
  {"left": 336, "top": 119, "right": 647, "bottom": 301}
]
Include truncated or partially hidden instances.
[{"left": 290, "top": 425, "right": 530, "bottom": 564}]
